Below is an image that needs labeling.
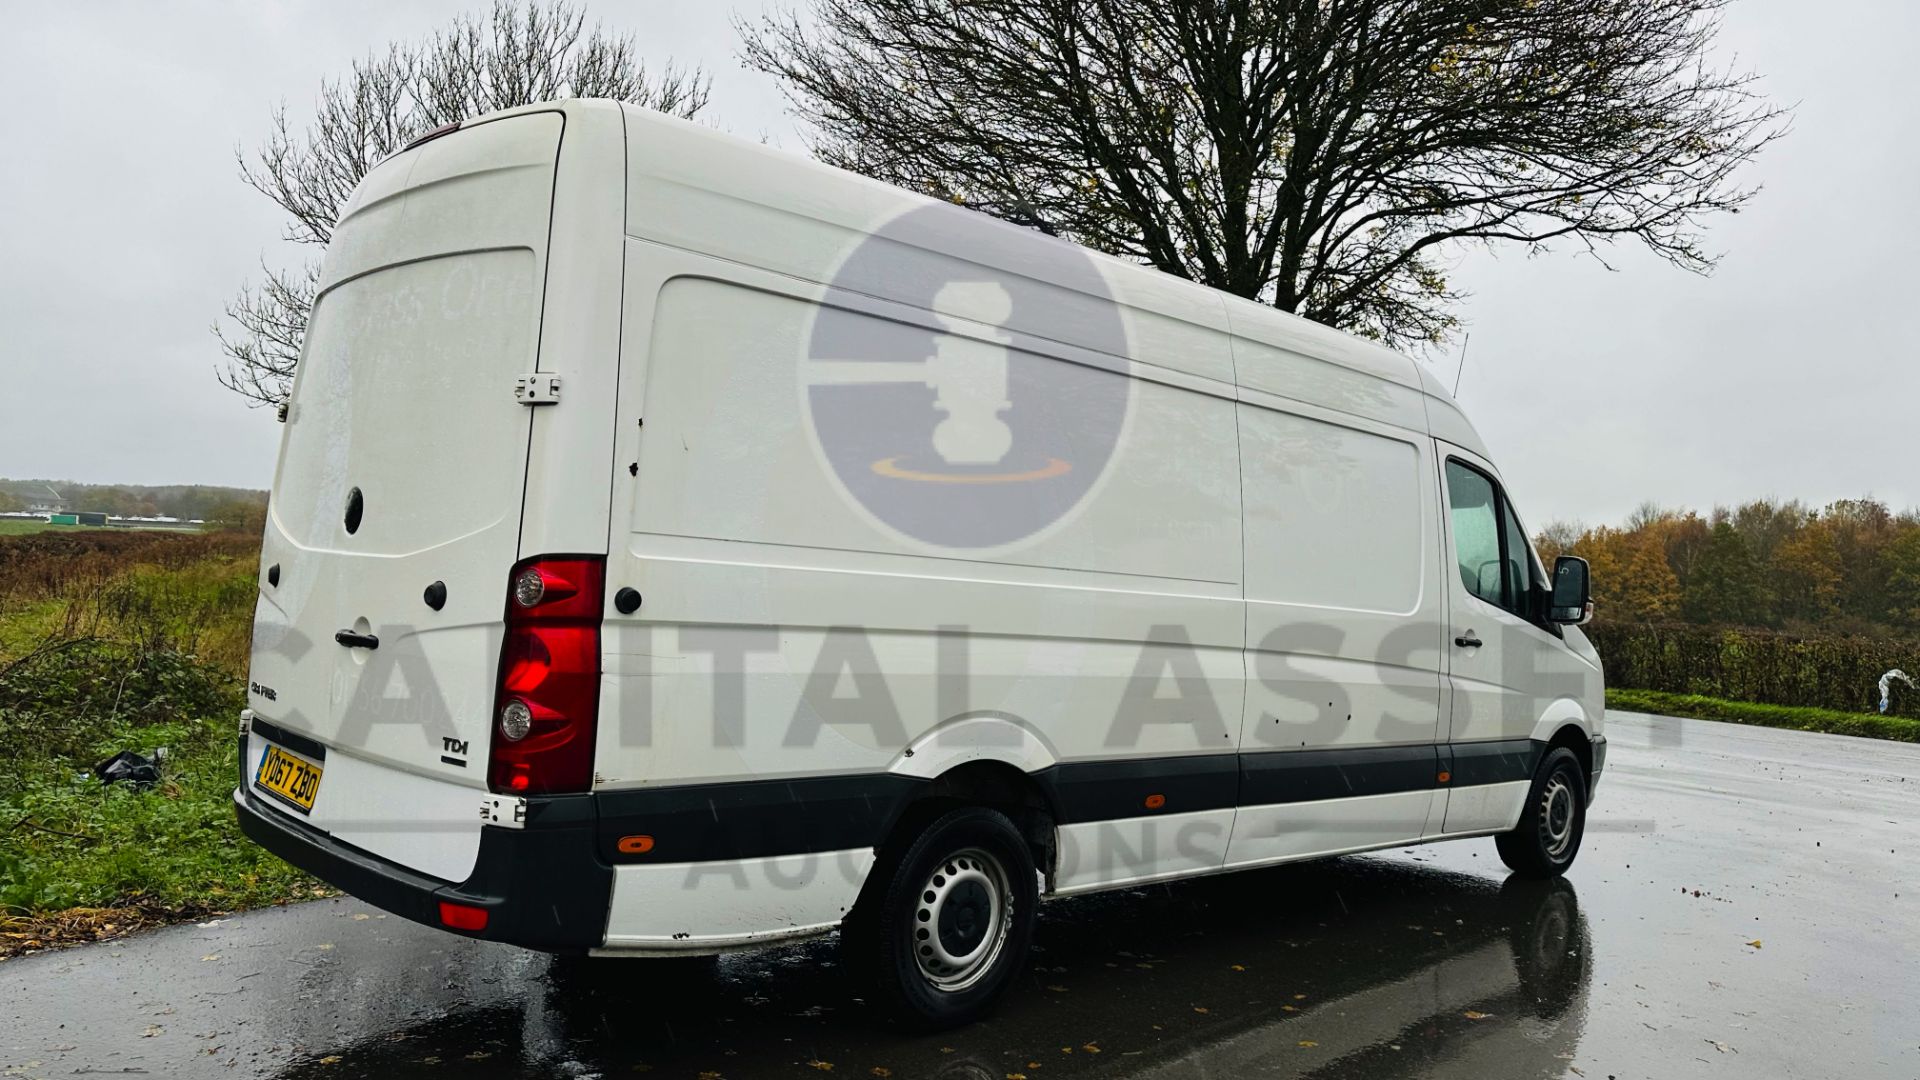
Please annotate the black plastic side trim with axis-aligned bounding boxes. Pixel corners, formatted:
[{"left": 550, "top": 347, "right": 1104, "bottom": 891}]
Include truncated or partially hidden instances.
[
  {"left": 1240, "top": 744, "right": 1443, "bottom": 805},
  {"left": 594, "top": 774, "right": 929, "bottom": 864},
  {"left": 1444, "top": 738, "right": 1545, "bottom": 787},
  {"left": 1032, "top": 753, "right": 1240, "bottom": 823}
]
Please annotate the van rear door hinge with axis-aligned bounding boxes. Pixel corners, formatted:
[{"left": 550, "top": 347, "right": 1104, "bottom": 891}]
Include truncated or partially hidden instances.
[{"left": 514, "top": 374, "right": 562, "bottom": 405}]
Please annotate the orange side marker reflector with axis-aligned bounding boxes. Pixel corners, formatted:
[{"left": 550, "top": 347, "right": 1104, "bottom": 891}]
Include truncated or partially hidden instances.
[
  {"left": 1144, "top": 793, "right": 1167, "bottom": 810},
  {"left": 1437, "top": 771, "right": 1452, "bottom": 784},
  {"left": 438, "top": 901, "right": 489, "bottom": 932},
  {"left": 617, "top": 834, "right": 656, "bottom": 855}
]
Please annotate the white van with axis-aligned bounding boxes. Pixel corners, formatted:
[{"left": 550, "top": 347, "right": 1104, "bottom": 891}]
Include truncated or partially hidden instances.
[{"left": 237, "top": 100, "right": 1605, "bottom": 1028}]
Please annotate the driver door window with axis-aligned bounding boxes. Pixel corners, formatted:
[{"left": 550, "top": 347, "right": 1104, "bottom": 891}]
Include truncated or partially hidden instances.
[
  {"left": 1446, "top": 458, "right": 1548, "bottom": 627},
  {"left": 1445, "top": 461, "right": 1504, "bottom": 607}
]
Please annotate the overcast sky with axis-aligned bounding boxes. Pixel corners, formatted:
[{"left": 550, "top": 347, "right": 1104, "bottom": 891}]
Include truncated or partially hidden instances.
[{"left": 1, "top": 0, "right": 1912, "bottom": 527}]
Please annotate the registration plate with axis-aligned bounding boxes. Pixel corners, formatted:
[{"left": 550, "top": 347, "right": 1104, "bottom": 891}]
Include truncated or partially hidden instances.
[{"left": 254, "top": 743, "right": 324, "bottom": 813}]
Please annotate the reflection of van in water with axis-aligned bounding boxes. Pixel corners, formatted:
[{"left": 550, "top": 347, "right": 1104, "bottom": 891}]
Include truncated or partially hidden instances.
[{"left": 236, "top": 100, "right": 1606, "bottom": 1028}]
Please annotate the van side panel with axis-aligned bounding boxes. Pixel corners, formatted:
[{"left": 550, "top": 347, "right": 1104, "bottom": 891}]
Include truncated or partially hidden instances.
[
  {"left": 1227, "top": 388, "right": 1449, "bottom": 865},
  {"left": 601, "top": 264, "right": 1243, "bottom": 765},
  {"left": 596, "top": 227, "right": 1246, "bottom": 923}
]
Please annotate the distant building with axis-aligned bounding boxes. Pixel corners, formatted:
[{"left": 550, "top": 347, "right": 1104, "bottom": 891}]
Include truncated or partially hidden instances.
[{"left": 27, "top": 485, "right": 68, "bottom": 515}]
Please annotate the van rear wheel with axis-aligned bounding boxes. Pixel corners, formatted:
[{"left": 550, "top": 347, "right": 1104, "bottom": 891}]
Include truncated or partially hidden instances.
[
  {"left": 1496, "top": 747, "right": 1587, "bottom": 878},
  {"left": 849, "top": 806, "right": 1037, "bottom": 1029}
]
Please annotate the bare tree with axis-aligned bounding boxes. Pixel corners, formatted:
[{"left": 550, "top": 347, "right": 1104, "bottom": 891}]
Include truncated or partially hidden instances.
[
  {"left": 218, "top": 1, "right": 709, "bottom": 407},
  {"left": 742, "top": 0, "right": 1785, "bottom": 350}
]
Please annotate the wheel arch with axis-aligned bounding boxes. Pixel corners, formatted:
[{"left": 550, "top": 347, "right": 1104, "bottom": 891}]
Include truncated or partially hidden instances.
[
  {"left": 871, "top": 757, "right": 1060, "bottom": 896},
  {"left": 1543, "top": 723, "right": 1593, "bottom": 784}
]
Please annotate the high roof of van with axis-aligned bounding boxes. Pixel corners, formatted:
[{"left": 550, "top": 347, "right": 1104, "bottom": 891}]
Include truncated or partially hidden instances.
[{"left": 369, "top": 99, "right": 1491, "bottom": 461}]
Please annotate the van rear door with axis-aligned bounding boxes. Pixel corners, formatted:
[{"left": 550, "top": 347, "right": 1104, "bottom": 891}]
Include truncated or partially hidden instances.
[{"left": 247, "top": 112, "right": 564, "bottom": 882}]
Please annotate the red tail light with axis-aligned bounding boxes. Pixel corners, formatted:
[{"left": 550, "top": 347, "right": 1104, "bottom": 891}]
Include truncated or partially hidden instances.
[{"left": 489, "top": 556, "right": 604, "bottom": 795}]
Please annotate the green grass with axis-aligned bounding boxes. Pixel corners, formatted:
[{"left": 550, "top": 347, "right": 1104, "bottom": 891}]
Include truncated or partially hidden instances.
[
  {"left": 0, "top": 520, "right": 203, "bottom": 536},
  {"left": 1607, "top": 688, "right": 1920, "bottom": 743},
  {"left": 0, "top": 533, "right": 320, "bottom": 950},
  {"left": 0, "top": 657, "right": 318, "bottom": 916}
]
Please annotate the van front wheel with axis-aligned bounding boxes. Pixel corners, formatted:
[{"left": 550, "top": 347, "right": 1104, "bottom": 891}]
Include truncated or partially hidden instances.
[
  {"left": 852, "top": 806, "right": 1037, "bottom": 1029},
  {"left": 1496, "top": 747, "right": 1587, "bottom": 878}
]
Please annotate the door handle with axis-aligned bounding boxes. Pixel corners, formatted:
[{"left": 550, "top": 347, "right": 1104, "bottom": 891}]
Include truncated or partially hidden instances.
[
  {"left": 334, "top": 630, "right": 380, "bottom": 650},
  {"left": 1454, "top": 632, "right": 1483, "bottom": 648}
]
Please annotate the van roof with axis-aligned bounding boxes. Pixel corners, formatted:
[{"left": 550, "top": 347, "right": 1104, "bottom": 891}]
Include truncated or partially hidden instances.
[{"left": 387, "top": 99, "right": 1489, "bottom": 457}]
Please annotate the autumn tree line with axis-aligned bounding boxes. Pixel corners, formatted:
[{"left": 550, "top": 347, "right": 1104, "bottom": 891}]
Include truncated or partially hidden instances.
[
  {"left": 0, "top": 479, "right": 267, "bottom": 526},
  {"left": 1536, "top": 498, "right": 1920, "bottom": 717},
  {"left": 1536, "top": 498, "right": 1920, "bottom": 634}
]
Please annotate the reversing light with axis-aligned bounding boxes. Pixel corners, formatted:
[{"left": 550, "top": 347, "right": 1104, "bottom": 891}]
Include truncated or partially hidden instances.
[
  {"left": 514, "top": 566, "right": 579, "bottom": 609},
  {"left": 499, "top": 699, "right": 532, "bottom": 742},
  {"left": 514, "top": 568, "right": 546, "bottom": 608}
]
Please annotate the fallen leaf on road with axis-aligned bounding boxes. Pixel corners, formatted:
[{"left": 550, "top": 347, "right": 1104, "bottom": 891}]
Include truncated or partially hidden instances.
[
  {"left": 318, "top": 1055, "right": 341, "bottom": 1065},
  {"left": 1298, "top": 1041, "right": 1319, "bottom": 1048},
  {"left": 1463, "top": 1011, "right": 1493, "bottom": 1020},
  {"left": 1745, "top": 940, "right": 1762, "bottom": 949},
  {"left": 201, "top": 954, "right": 220, "bottom": 962},
  {"left": 143, "top": 1025, "right": 163, "bottom": 1038}
]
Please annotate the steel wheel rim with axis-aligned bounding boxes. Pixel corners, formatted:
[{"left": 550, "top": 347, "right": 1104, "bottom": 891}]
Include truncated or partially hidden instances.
[
  {"left": 1540, "top": 773, "right": 1578, "bottom": 859},
  {"left": 912, "top": 847, "right": 1012, "bottom": 992}
]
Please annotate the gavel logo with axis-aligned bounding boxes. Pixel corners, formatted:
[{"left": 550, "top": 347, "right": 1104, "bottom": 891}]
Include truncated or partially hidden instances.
[
  {"left": 805, "top": 204, "right": 1131, "bottom": 550},
  {"left": 926, "top": 281, "right": 1015, "bottom": 466}
]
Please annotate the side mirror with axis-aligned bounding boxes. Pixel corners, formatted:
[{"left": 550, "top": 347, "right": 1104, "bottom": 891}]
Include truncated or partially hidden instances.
[{"left": 1550, "top": 556, "right": 1593, "bottom": 625}]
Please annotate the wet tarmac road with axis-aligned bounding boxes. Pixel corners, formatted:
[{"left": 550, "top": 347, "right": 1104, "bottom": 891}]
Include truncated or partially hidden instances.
[{"left": 4, "top": 711, "right": 1916, "bottom": 1079}]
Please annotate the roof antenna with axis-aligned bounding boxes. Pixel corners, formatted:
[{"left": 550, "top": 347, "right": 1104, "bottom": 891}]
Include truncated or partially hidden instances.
[
  {"left": 1451, "top": 333, "right": 1472, "bottom": 397},
  {"left": 1008, "top": 201, "right": 1059, "bottom": 237}
]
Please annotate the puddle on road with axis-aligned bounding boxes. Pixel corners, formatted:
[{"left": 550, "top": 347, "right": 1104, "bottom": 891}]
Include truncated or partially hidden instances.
[{"left": 268, "top": 858, "right": 1588, "bottom": 1079}]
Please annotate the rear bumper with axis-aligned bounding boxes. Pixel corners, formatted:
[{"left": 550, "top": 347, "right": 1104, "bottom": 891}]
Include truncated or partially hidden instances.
[{"left": 234, "top": 778, "right": 613, "bottom": 952}]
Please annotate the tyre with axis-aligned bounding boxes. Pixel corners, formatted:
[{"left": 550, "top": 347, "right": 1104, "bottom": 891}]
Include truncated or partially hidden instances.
[
  {"left": 849, "top": 806, "right": 1038, "bottom": 1029},
  {"left": 1495, "top": 746, "right": 1587, "bottom": 878}
]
